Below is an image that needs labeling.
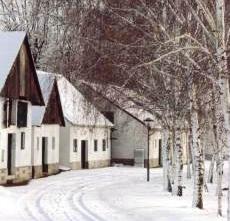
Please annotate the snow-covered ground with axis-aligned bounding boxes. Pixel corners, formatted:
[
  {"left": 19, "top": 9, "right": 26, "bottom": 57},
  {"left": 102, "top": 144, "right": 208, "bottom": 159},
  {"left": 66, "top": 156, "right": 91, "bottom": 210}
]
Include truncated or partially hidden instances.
[{"left": 0, "top": 164, "right": 227, "bottom": 221}]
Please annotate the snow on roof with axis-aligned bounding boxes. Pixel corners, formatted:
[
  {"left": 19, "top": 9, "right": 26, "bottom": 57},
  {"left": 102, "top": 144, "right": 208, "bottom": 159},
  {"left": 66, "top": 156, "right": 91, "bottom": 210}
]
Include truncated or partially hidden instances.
[
  {"left": 0, "top": 31, "right": 26, "bottom": 91},
  {"left": 80, "top": 81, "right": 161, "bottom": 129},
  {"left": 32, "top": 71, "right": 55, "bottom": 125},
  {"left": 57, "top": 75, "right": 113, "bottom": 127}
]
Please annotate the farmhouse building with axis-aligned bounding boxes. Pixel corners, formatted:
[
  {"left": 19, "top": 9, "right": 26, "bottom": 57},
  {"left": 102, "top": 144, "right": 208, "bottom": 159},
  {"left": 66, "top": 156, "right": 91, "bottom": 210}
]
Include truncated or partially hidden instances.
[
  {"left": 77, "top": 84, "right": 189, "bottom": 167},
  {"left": 51, "top": 75, "right": 113, "bottom": 170},
  {"left": 0, "top": 32, "right": 44, "bottom": 184},
  {"left": 31, "top": 72, "right": 65, "bottom": 178}
]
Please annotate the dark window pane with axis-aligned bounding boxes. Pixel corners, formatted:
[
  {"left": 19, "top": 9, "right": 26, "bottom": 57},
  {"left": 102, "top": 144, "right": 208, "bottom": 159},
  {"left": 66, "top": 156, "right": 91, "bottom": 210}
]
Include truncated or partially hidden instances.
[
  {"left": 73, "top": 139, "right": 78, "bottom": 152},
  {"left": 21, "top": 132, "right": 25, "bottom": 150},
  {"left": 17, "top": 101, "right": 28, "bottom": 127},
  {"left": 94, "top": 140, "right": 98, "bottom": 152},
  {"left": 102, "top": 139, "right": 106, "bottom": 151}
]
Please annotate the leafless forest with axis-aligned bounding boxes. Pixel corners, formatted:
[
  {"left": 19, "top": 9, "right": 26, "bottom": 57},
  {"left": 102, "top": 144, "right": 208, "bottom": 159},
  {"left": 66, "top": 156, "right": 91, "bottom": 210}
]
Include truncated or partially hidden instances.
[{"left": 1, "top": 0, "right": 230, "bottom": 220}]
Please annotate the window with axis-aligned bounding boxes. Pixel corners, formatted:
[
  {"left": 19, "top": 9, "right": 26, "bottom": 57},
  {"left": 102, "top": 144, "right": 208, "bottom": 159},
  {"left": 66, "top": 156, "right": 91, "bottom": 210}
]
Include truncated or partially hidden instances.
[
  {"left": 17, "top": 102, "right": 28, "bottom": 127},
  {"left": 3, "top": 100, "right": 8, "bottom": 127},
  {"left": 102, "top": 139, "right": 106, "bottom": 151},
  {"left": 3, "top": 100, "right": 16, "bottom": 127},
  {"left": 73, "top": 139, "right": 78, "bottom": 152},
  {"left": 52, "top": 137, "right": 55, "bottom": 150},
  {"left": 37, "top": 137, "right": 40, "bottom": 150},
  {"left": 21, "top": 132, "right": 25, "bottom": 150},
  {"left": 94, "top": 140, "right": 98, "bottom": 152},
  {"left": 1, "top": 150, "right": 4, "bottom": 162}
]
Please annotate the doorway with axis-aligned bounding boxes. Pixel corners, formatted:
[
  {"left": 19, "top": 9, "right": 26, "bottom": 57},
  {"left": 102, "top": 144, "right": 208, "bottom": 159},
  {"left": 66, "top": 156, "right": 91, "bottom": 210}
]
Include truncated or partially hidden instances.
[
  {"left": 158, "top": 139, "right": 162, "bottom": 167},
  {"left": 7, "top": 133, "right": 16, "bottom": 175},
  {"left": 81, "top": 140, "right": 88, "bottom": 169},
  {"left": 42, "top": 137, "right": 48, "bottom": 173},
  {"left": 134, "top": 148, "right": 145, "bottom": 167}
]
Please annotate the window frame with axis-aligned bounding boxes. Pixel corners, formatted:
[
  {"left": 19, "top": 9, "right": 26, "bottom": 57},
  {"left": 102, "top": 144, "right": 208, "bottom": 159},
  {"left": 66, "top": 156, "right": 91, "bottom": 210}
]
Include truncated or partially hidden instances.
[
  {"left": 17, "top": 101, "right": 28, "bottom": 128},
  {"left": 94, "top": 139, "right": 98, "bottom": 152},
  {"left": 21, "top": 132, "right": 25, "bottom": 150},
  {"left": 102, "top": 139, "right": 106, "bottom": 151},
  {"left": 73, "top": 139, "right": 78, "bottom": 152},
  {"left": 52, "top": 137, "right": 55, "bottom": 150},
  {"left": 37, "top": 137, "right": 40, "bottom": 150}
]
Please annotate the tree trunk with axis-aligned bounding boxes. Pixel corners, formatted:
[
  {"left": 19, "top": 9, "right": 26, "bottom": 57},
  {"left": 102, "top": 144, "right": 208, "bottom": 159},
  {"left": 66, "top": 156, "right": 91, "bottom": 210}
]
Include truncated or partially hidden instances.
[
  {"left": 162, "top": 129, "right": 172, "bottom": 192},
  {"left": 215, "top": 1, "right": 230, "bottom": 218},
  {"left": 173, "top": 120, "right": 183, "bottom": 196},
  {"left": 191, "top": 84, "right": 204, "bottom": 209},
  {"left": 187, "top": 130, "right": 192, "bottom": 179},
  {"left": 207, "top": 155, "right": 215, "bottom": 183},
  {"left": 216, "top": 150, "right": 224, "bottom": 216}
]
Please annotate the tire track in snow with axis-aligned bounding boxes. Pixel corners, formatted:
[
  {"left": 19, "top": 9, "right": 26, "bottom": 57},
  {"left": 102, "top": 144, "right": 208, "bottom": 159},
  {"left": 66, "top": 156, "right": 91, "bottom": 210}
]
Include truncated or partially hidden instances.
[
  {"left": 18, "top": 169, "right": 134, "bottom": 221},
  {"left": 19, "top": 174, "right": 108, "bottom": 221},
  {"left": 18, "top": 185, "right": 54, "bottom": 221}
]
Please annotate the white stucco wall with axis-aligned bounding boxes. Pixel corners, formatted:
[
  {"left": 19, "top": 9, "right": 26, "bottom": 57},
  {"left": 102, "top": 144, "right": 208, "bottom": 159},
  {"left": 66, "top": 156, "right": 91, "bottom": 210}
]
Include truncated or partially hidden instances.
[
  {"left": 149, "top": 130, "right": 162, "bottom": 161},
  {"left": 69, "top": 126, "right": 111, "bottom": 163},
  {"left": 0, "top": 98, "right": 32, "bottom": 169},
  {"left": 111, "top": 109, "right": 149, "bottom": 160},
  {"left": 59, "top": 124, "right": 70, "bottom": 167},
  {"left": 32, "top": 125, "right": 60, "bottom": 166},
  {"left": 59, "top": 122, "right": 111, "bottom": 167}
]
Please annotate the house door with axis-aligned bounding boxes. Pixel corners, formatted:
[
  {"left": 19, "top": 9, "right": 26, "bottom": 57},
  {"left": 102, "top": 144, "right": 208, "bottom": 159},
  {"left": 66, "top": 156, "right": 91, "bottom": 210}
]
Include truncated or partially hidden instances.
[
  {"left": 7, "top": 133, "right": 16, "bottom": 175},
  {"left": 159, "top": 139, "right": 162, "bottom": 167},
  {"left": 134, "top": 149, "right": 145, "bottom": 167},
  {"left": 42, "top": 137, "right": 48, "bottom": 173},
  {"left": 81, "top": 140, "right": 88, "bottom": 169}
]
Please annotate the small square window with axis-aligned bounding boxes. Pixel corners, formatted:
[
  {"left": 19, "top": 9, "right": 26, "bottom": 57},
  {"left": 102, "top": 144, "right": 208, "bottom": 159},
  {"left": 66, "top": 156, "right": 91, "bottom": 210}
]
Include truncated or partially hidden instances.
[
  {"left": 102, "top": 139, "right": 106, "bottom": 151},
  {"left": 1, "top": 149, "right": 4, "bottom": 162},
  {"left": 94, "top": 140, "right": 98, "bottom": 152},
  {"left": 52, "top": 137, "right": 55, "bottom": 150},
  {"left": 73, "top": 139, "right": 78, "bottom": 152},
  {"left": 37, "top": 137, "right": 39, "bottom": 150},
  {"left": 21, "top": 132, "right": 25, "bottom": 150}
]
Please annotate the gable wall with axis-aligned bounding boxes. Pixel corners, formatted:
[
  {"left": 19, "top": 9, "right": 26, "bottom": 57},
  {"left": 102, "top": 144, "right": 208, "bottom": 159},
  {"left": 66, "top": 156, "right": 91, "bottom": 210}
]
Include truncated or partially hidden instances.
[
  {"left": 32, "top": 125, "right": 60, "bottom": 166},
  {"left": 111, "top": 108, "right": 148, "bottom": 160},
  {"left": 0, "top": 98, "right": 32, "bottom": 169},
  {"left": 42, "top": 81, "right": 65, "bottom": 126},
  {"left": 1, "top": 41, "right": 43, "bottom": 105}
]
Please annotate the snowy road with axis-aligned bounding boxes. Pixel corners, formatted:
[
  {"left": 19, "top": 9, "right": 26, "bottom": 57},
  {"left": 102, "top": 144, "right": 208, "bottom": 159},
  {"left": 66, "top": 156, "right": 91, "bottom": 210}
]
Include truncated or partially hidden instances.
[{"left": 0, "top": 166, "right": 226, "bottom": 221}]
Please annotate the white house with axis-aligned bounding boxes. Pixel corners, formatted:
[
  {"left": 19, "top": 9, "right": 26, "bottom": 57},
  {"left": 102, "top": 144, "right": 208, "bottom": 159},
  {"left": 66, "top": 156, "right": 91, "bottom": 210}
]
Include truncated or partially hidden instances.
[
  {"left": 56, "top": 75, "right": 113, "bottom": 170},
  {"left": 0, "top": 32, "right": 44, "bottom": 184},
  {"left": 31, "top": 72, "right": 65, "bottom": 178},
  {"left": 77, "top": 83, "right": 189, "bottom": 168}
]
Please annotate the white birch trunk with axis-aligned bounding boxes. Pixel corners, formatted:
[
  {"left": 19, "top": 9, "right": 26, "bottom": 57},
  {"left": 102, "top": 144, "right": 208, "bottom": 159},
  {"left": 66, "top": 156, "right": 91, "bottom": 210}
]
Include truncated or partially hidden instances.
[
  {"left": 215, "top": 1, "right": 230, "bottom": 219},
  {"left": 186, "top": 131, "right": 192, "bottom": 179},
  {"left": 162, "top": 129, "right": 172, "bottom": 192},
  {"left": 191, "top": 84, "right": 204, "bottom": 209},
  {"left": 173, "top": 120, "right": 183, "bottom": 196},
  {"left": 216, "top": 149, "right": 224, "bottom": 216},
  {"left": 207, "top": 155, "right": 215, "bottom": 183}
]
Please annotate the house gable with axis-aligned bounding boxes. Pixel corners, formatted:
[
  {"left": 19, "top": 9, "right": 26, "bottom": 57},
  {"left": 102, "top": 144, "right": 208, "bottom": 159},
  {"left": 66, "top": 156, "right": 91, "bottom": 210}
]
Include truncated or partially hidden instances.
[
  {"left": 42, "top": 80, "right": 65, "bottom": 126},
  {"left": 0, "top": 34, "right": 44, "bottom": 105}
]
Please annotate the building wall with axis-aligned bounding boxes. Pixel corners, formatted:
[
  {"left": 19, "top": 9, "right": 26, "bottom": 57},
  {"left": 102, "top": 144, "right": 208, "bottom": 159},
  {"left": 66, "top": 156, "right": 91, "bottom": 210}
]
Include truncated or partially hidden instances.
[
  {"left": 111, "top": 109, "right": 148, "bottom": 163},
  {"left": 60, "top": 123, "right": 111, "bottom": 169},
  {"left": 59, "top": 124, "right": 70, "bottom": 168},
  {"left": 0, "top": 98, "right": 32, "bottom": 183},
  {"left": 32, "top": 125, "right": 60, "bottom": 178},
  {"left": 149, "top": 130, "right": 162, "bottom": 167},
  {"left": 32, "top": 125, "right": 60, "bottom": 165},
  {"left": 110, "top": 109, "right": 163, "bottom": 168}
]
